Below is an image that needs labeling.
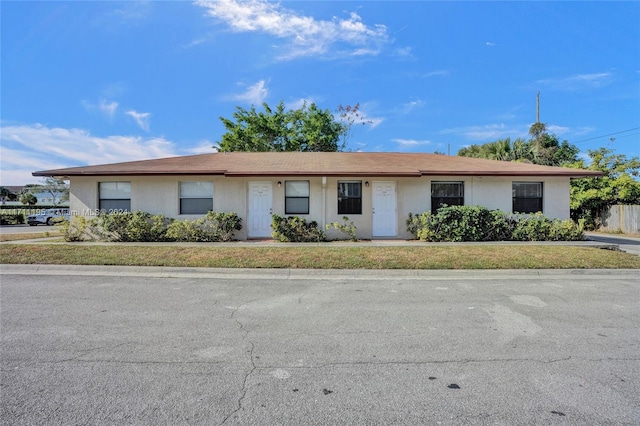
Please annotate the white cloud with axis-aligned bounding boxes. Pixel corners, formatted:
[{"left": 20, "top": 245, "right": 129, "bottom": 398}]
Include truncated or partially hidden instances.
[
  {"left": 195, "top": 0, "right": 389, "bottom": 60},
  {"left": 126, "top": 109, "right": 151, "bottom": 131},
  {"left": 486, "top": 41, "right": 496, "bottom": 47},
  {"left": 231, "top": 80, "right": 269, "bottom": 105},
  {"left": 0, "top": 123, "right": 178, "bottom": 185},
  {"left": 184, "top": 140, "right": 218, "bottom": 154},
  {"left": 547, "top": 125, "right": 570, "bottom": 135},
  {"left": 393, "top": 138, "right": 432, "bottom": 151},
  {"left": 399, "top": 99, "right": 425, "bottom": 114},
  {"left": 535, "top": 72, "right": 613, "bottom": 91},
  {"left": 112, "top": 1, "right": 152, "bottom": 23},
  {"left": 440, "top": 123, "right": 527, "bottom": 141},
  {"left": 422, "top": 70, "right": 450, "bottom": 78},
  {"left": 82, "top": 99, "right": 119, "bottom": 119},
  {"left": 394, "top": 46, "right": 413, "bottom": 58}
]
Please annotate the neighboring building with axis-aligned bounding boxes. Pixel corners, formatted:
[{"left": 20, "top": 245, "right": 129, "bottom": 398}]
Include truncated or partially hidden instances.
[
  {"left": 33, "top": 152, "right": 602, "bottom": 240},
  {"left": 0, "top": 185, "right": 68, "bottom": 206}
]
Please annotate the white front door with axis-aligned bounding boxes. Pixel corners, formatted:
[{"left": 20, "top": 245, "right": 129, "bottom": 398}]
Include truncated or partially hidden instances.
[
  {"left": 372, "top": 181, "right": 397, "bottom": 237},
  {"left": 248, "top": 182, "right": 273, "bottom": 238}
]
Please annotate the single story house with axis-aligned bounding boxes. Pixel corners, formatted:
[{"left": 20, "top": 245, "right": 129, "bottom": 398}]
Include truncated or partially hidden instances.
[{"left": 33, "top": 152, "right": 603, "bottom": 240}]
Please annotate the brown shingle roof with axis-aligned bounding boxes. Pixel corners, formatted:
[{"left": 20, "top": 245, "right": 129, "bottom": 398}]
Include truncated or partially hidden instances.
[{"left": 32, "top": 152, "right": 603, "bottom": 178}]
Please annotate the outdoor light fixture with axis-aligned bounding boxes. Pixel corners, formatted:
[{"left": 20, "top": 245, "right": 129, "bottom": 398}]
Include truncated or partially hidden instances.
[
  {"left": 277, "top": 181, "right": 282, "bottom": 187},
  {"left": 365, "top": 181, "right": 369, "bottom": 187}
]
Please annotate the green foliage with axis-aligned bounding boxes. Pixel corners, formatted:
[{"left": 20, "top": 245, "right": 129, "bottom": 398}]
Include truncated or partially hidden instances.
[
  {"left": 217, "top": 101, "right": 347, "bottom": 152},
  {"left": 271, "top": 214, "right": 326, "bottom": 242},
  {"left": 166, "top": 212, "right": 242, "bottom": 242},
  {"left": 569, "top": 148, "right": 640, "bottom": 228},
  {"left": 511, "top": 214, "right": 584, "bottom": 241},
  {"left": 19, "top": 192, "right": 37, "bottom": 206},
  {"left": 457, "top": 123, "right": 579, "bottom": 167},
  {"left": 93, "top": 211, "right": 173, "bottom": 242},
  {"left": 326, "top": 216, "right": 358, "bottom": 241},
  {"left": 406, "top": 206, "right": 584, "bottom": 242},
  {"left": 61, "top": 216, "right": 94, "bottom": 242},
  {"left": 407, "top": 206, "right": 511, "bottom": 242},
  {"left": 0, "top": 212, "right": 25, "bottom": 225},
  {"left": 62, "top": 211, "right": 242, "bottom": 242}
]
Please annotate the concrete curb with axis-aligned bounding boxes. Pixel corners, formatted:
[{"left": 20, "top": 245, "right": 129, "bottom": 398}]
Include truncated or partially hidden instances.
[{"left": 1, "top": 264, "right": 638, "bottom": 281}]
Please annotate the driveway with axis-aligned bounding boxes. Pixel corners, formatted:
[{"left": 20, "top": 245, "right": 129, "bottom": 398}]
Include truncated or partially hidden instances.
[
  {"left": 2, "top": 267, "right": 639, "bottom": 425},
  {"left": 586, "top": 232, "right": 640, "bottom": 255}
]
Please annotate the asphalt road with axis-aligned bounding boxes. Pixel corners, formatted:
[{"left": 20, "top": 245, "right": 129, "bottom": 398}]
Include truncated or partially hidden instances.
[
  {"left": 0, "top": 224, "right": 61, "bottom": 234},
  {"left": 1, "top": 268, "right": 639, "bottom": 425}
]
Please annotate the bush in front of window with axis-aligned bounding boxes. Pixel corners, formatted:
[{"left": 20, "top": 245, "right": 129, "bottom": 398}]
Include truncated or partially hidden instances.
[
  {"left": 325, "top": 216, "right": 358, "bottom": 241},
  {"left": 510, "top": 213, "right": 584, "bottom": 242},
  {"left": 61, "top": 211, "right": 242, "bottom": 242},
  {"left": 94, "top": 211, "right": 173, "bottom": 242},
  {"left": 271, "top": 214, "right": 326, "bottom": 242},
  {"left": 407, "top": 205, "right": 511, "bottom": 242},
  {"left": 406, "top": 206, "right": 584, "bottom": 242},
  {"left": 165, "top": 212, "right": 242, "bottom": 242}
]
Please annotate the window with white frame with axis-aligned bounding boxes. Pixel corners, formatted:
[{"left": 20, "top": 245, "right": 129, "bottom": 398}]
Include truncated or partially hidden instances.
[
  {"left": 338, "top": 181, "right": 362, "bottom": 215},
  {"left": 99, "top": 182, "right": 131, "bottom": 212},
  {"left": 180, "top": 181, "right": 213, "bottom": 214},
  {"left": 431, "top": 181, "right": 464, "bottom": 213},
  {"left": 512, "top": 182, "right": 543, "bottom": 214},
  {"left": 285, "top": 181, "right": 310, "bottom": 214}
]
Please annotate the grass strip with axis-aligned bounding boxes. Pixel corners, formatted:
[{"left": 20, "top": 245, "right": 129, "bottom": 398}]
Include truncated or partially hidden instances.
[
  {"left": 1, "top": 244, "right": 639, "bottom": 269},
  {"left": 0, "top": 232, "right": 60, "bottom": 242}
]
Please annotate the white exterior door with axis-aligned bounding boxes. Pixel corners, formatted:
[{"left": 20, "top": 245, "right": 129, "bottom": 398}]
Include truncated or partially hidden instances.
[
  {"left": 248, "top": 182, "right": 273, "bottom": 238},
  {"left": 372, "top": 181, "right": 397, "bottom": 237}
]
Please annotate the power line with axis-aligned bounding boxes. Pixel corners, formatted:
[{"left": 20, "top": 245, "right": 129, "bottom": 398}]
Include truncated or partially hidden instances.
[{"left": 572, "top": 127, "right": 640, "bottom": 144}]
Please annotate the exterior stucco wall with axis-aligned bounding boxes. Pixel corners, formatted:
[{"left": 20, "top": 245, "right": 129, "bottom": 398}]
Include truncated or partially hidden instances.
[{"left": 68, "top": 174, "right": 571, "bottom": 240}]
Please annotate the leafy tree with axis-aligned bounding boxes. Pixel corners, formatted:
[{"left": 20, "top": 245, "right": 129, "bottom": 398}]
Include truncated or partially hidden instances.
[
  {"left": 569, "top": 148, "right": 640, "bottom": 227},
  {"left": 335, "top": 103, "right": 372, "bottom": 150},
  {"left": 217, "top": 101, "right": 347, "bottom": 152},
  {"left": 40, "top": 177, "right": 69, "bottom": 206},
  {"left": 457, "top": 123, "right": 578, "bottom": 166},
  {"left": 0, "top": 187, "right": 16, "bottom": 203},
  {"left": 19, "top": 192, "right": 37, "bottom": 206}
]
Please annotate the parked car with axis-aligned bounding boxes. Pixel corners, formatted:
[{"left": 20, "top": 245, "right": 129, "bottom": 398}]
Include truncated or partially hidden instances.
[{"left": 27, "top": 208, "right": 70, "bottom": 226}]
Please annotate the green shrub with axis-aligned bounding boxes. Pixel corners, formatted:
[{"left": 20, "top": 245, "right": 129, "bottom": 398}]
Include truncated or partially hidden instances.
[
  {"left": 165, "top": 211, "right": 242, "bottom": 242},
  {"left": 326, "top": 216, "right": 358, "bottom": 241},
  {"left": 271, "top": 214, "right": 326, "bottom": 242},
  {"left": 408, "top": 206, "right": 511, "bottom": 242},
  {"left": 94, "top": 211, "right": 173, "bottom": 242},
  {"left": 0, "top": 212, "right": 25, "bottom": 225},
  {"left": 407, "top": 206, "right": 584, "bottom": 242},
  {"left": 61, "top": 216, "right": 93, "bottom": 242},
  {"left": 511, "top": 213, "right": 584, "bottom": 241}
]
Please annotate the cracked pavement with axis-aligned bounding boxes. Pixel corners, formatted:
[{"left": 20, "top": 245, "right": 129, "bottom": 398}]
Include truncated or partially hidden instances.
[{"left": 1, "top": 269, "right": 639, "bottom": 425}]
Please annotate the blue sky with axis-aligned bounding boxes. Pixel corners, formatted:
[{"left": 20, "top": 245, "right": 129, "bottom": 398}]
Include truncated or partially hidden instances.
[{"left": 1, "top": 0, "right": 639, "bottom": 185}]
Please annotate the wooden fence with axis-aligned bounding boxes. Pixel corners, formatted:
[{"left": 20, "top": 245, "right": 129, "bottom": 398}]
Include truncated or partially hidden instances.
[{"left": 599, "top": 205, "right": 640, "bottom": 234}]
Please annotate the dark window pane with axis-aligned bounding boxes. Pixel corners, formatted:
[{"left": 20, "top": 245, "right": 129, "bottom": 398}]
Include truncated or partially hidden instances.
[
  {"left": 285, "top": 197, "right": 309, "bottom": 214},
  {"left": 513, "top": 198, "right": 543, "bottom": 214},
  {"left": 431, "top": 197, "right": 464, "bottom": 214},
  {"left": 512, "top": 182, "right": 543, "bottom": 213},
  {"left": 338, "top": 197, "right": 362, "bottom": 215},
  {"left": 180, "top": 198, "right": 212, "bottom": 214},
  {"left": 99, "top": 199, "right": 131, "bottom": 213},
  {"left": 338, "top": 182, "right": 362, "bottom": 215}
]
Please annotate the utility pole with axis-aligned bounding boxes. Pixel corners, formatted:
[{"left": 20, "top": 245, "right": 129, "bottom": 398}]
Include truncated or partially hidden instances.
[{"left": 536, "top": 91, "right": 540, "bottom": 123}]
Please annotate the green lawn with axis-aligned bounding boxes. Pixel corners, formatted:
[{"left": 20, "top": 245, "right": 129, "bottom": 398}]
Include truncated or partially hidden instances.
[{"left": 1, "top": 244, "right": 639, "bottom": 269}]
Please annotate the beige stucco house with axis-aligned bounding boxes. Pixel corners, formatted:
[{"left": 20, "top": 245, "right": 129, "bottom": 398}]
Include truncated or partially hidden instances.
[{"left": 33, "top": 152, "right": 602, "bottom": 240}]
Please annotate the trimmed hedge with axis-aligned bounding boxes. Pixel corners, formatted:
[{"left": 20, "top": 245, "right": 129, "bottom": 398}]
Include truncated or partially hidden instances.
[
  {"left": 407, "top": 205, "right": 584, "bottom": 242},
  {"left": 61, "top": 211, "right": 242, "bottom": 242},
  {"left": 271, "top": 214, "right": 326, "bottom": 242}
]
